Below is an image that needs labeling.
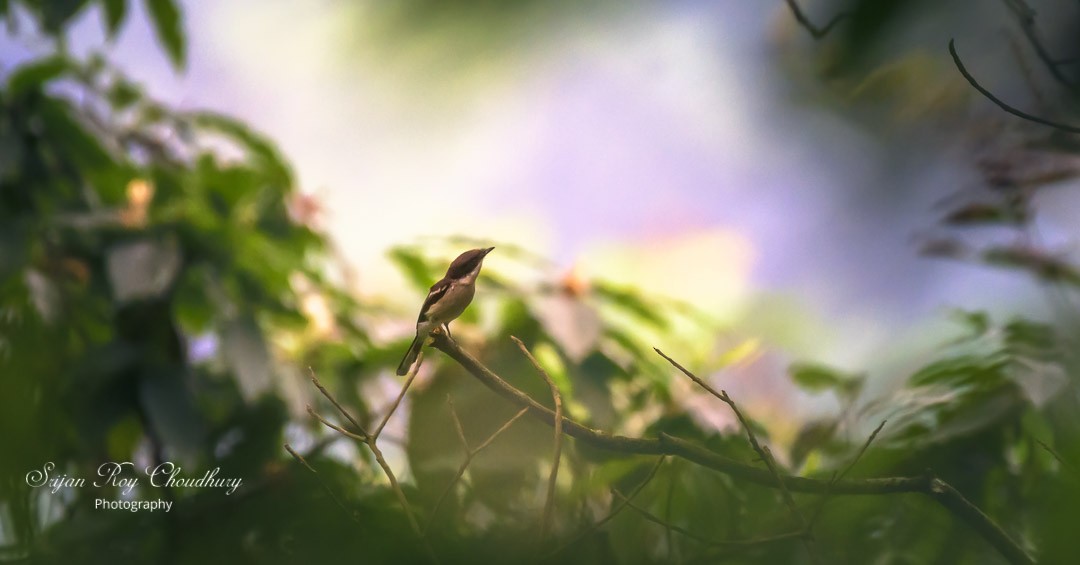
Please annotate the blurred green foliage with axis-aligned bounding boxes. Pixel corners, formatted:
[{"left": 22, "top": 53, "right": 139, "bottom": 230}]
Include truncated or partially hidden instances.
[{"left": 2, "top": 1, "right": 1080, "bottom": 564}]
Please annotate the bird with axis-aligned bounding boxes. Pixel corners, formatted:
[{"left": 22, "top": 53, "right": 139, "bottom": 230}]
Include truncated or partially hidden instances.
[{"left": 396, "top": 247, "right": 494, "bottom": 376}]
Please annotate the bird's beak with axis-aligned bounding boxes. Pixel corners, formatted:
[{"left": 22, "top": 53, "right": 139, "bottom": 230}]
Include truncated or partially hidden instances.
[{"left": 482, "top": 247, "right": 495, "bottom": 255}]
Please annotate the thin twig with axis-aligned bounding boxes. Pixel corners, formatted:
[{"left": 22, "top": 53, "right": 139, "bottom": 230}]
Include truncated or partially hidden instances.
[
  {"left": 425, "top": 403, "right": 531, "bottom": 534},
  {"left": 1035, "top": 437, "right": 1076, "bottom": 475},
  {"left": 837, "top": 420, "right": 888, "bottom": 483},
  {"left": 664, "top": 460, "right": 679, "bottom": 563},
  {"left": 653, "top": 348, "right": 815, "bottom": 561},
  {"left": 284, "top": 443, "right": 362, "bottom": 526},
  {"left": 373, "top": 355, "right": 422, "bottom": 440},
  {"left": 544, "top": 456, "right": 666, "bottom": 559},
  {"left": 308, "top": 367, "right": 368, "bottom": 435},
  {"left": 808, "top": 419, "right": 887, "bottom": 528},
  {"left": 447, "top": 396, "right": 471, "bottom": 451},
  {"left": 783, "top": 0, "right": 850, "bottom": 39},
  {"left": 511, "top": 336, "right": 563, "bottom": 544},
  {"left": 1001, "top": 0, "right": 1078, "bottom": 90},
  {"left": 472, "top": 408, "right": 531, "bottom": 453},
  {"left": 431, "top": 334, "right": 1035, "bottom": 565},
  {"left": 307, "top": 405, "right": 367, "bottom": 442},
  {"left": 949, "top": 39, "right": 1080, "bottom": 134},
  {"left": 1006, "top": 31, "right": 1047, "bottom": 111},
  {"left": 304, "top": 369, "right": 437, "bottom": 563},
  {"left": 613, "top": 489, "right": 806, "bottom": 549}
]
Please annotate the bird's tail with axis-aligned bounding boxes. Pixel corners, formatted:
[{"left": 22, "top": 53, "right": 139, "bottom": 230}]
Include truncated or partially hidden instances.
[{"left": 396, "top": 333, "right": 425, "bottom": 376}]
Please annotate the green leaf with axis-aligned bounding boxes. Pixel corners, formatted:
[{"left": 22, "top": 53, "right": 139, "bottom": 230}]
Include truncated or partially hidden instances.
[
  {"left": 101, "top": 0, "right": 127, "bottom": 37},
  {"left": 144, "top": 0, "right": 186, "bottom": 69},
  {"left": 789, "top": 418, "right": 840, "bottom": 470},
  {"left": 789, "top": 362, "right": 864, "bottom": 398},
  {"left": 907, "top": 355, "right": 1006, "bottom": 388},
  {"left": 593, "top": 283, "right": 668, "bottom": 329},
  {"left": 7, "top": 56, "right": 71, "bottom": 97},
  {"left": 388, "top": 247, "right": 436, "bottom": 291},
  {"left": 948, "top": 308, "right": 989, "bottom": 338},
  {"left": 40, "top": 0, "right": 89, "bottom": 33},
  {"left": 106, "top": 79, "right": 141, "bottom": 110},
  {"left": 189, "top": 111, "right": 292, "bottom": 183},
  {"left": 1004, "top": 319, "right": 1056, "bottom": 354}
]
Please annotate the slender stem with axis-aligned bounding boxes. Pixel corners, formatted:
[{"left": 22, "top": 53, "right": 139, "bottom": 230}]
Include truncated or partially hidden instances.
[
  {"left": 949, "top": 39, "right": 1080, "bottom": 134},
  {"left": 807, "top": 418, "right": 885, "bottom": 537},
  {"left": 783, "top": 0, "right": 850, "bottom": 39},
  {"left": 446, "top": 396, "right": 471, "bottom": 451},
  {"left": 430, "top": 333, "right": 1035, "bottom": 565},
  {"left": 545, "top": 456, "right": 666, "bottom": 559},
  {"left": 373, "top": 358, "right": 421, "bottom": 440},
  {"left": 304, "top": 369, "right": 437, "bottom": 564},
  {"left": 613, "top": 489, "right": 806, "bottom": 549},
  {"left": 653, "top": 348, "right": 816, "bottom": 561},
  {"left": 307, "top": 405, "right": 367, "bottom": 442},
  {"left": 425, "top": 404, "right": 530, "bottom": 534},
  {"left": 511, "top": 336, "right": 563, "bottom": 544},
  {"left": 285, "top": 443, "right": 362, "bottom": 526},
  {"left": 308, "top": 367, "right": 368, "bottom": 436}
]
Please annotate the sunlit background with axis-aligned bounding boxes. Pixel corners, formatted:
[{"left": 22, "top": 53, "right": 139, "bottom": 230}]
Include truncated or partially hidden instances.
[{"left": 5, "top": 0, "right": 1071, "bottom": 361}]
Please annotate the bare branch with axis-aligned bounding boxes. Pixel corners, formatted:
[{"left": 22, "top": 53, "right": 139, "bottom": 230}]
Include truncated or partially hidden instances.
[
  {"left": 472, "top": 407, "right": 531, "bottom": 453},
  {"left": 511, "top": 336, "right": 563, "bottom": 544},
  {"left": 303, "top": 370, "right": 437, "bottom": 563},
  {"left": 783, "top": 0, "right": 850, "bottom": 39},
  {"left": 545, "top": 456, "right": 667, "bottom": 559},
  {"left": 446, "top": 395, "right": 471, "bottom": 452},
  {"left": 613, "top": 488, "right": 713, "bottom": 547},
  {"left": 308, "top": 367, "right": 368, "bottom": 436},
  {"left": 285, "top": 443, "right": 362, "bottom": 526},
  {"left": 664, "top": 461, "right": 678, "bottom": 563},
  {"left": 1001, "top": 0, "right": 1079, "bottom": 89},
  {"left": 1035, "top": 437, "right": 1076, "bottom": 475},
  {"left": 808, "top": 419, "right": 887, "bottom": 528},
  {"left": 653, "top": 348, "right": 814, "bottom": 559},
  {"left": 838, "top": 420, "right": 888, "bottom": 483},
  {"left": 307, "top": 405, "right": 367, "bottom": 442},
  {"left": 425, "top": 403, "right": 530, "bottom": 534},
  {"left": 613, "top": 489, "right": 805, "bottom": 549},
  {"left": 373, "top": 354, "right": 422, "bottom": 440},
  {"left": 949, "top": 39, "right": 1080, "bottom": 134},
  {"left": 429, "top": 333, "right": 1035, "bottom": 565}
]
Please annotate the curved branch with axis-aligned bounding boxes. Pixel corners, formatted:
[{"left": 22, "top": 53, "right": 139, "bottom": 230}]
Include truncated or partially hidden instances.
[
  {"left": 511, "top": 336, "right": 563, "bottom": 545},
  {"left": 950, "top": 39, "right": 1080, "bottom": 134},
  {"left": 430, "top": 333, "right": 1035, "bottom": 565},
  {"left": 783, "top": 0, "right": 849, "bottom": 39}
]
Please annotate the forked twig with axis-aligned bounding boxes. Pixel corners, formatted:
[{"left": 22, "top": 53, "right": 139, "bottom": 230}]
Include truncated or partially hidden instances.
[
  {"left": 1035, "top": 437, "right": 1076, "bottom": 475},
  {"left": 808, "top": 419, "right": 887, "bottom": 528},
  {"left": 653, "top": 348, "right": 816, "bottom": 562},
  {"left": 613, "top": 489, "right": 805, "bottom": 549},
  {"left": 545, "top": 456, "right": 666, "bottom": 559},
  {"left": 425, "top": 400, "right": 530, "bottom": 534},
  {"left": 373, "top": 353, "right": 422, "bottom": 440},
  {"left": 305, "top": 368, "right": 437, "bottom": 563},
  {"left": 783, "top": 0, "right": 850, "bottom": 39},
  {"left": 511, "top": 336, "right": 564, "bottom": 544},
  {"left": 431, "top": 334, "right": 1035, "bottom": 565},
  {"left": 308, "top": 367, "right": 367, "bottom": 435},
  {"left": 284, "top": 443, "right": 363, "bottom": 526}
]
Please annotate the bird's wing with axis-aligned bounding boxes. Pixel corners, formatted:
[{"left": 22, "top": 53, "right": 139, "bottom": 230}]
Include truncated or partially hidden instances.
[{"left": 417, "top": 277, "right": 451, "bottom": 323}]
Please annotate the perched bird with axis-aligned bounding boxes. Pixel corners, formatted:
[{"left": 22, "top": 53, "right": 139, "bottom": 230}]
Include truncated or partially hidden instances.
[{"left": 396, "top": 247, "right": 494, "bottom": 375}]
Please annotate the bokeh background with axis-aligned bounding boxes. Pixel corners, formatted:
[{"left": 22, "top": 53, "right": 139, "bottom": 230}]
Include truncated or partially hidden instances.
[{"left": 2, "top": 1, "right": 1080, "bottom": 563}]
